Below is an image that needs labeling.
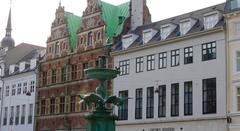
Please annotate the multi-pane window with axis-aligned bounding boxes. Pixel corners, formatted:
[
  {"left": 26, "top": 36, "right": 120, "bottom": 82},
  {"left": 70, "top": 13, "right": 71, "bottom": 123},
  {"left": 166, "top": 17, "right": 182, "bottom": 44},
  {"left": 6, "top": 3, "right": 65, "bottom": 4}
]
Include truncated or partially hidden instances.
[
  {"left": 50, "top": 98, "right": 55, "bottom": 114},
  {"left": 23, "top": 82, "right": 27, "bottom": 94},
  {"left": 5, "top": 86, "right": 9, "bottom": 97},
  {"left": 3, "top": 107, "right": 8, "bottom": 126},
  {"left": 12, "top": 84, "right": 16, "bottom": 96},
  {"left": 146, "top": 87, "right": 154, "bottom": 118},
  {"left": 203, "top": 78, "right": 216, "bottom": 114},
  {"left": 10, "top": 106, "right": 14, "bottom": 125},
  {"left": 52, "top": 69, "right": 57, "bottom": 84},
  {"left": 135, "top": 88, "right": 142, "bottom": 119},
  {"left": 171, "top": 49, "right": 180, "bottom": 67},
  {"left": 171, "top": 83, "right": 179, "bottom": 117},
  {"left": 61, "top": 67, "right": 67, "bottom": 82},
  {"left": 184, "top": 81, "right": 193, "bottom": 116},
  {"left": 202, "top": 42, "right": 216, "bottom": 61},
  {"left": 60, "top": 96, "right": 65, "bottom": 113},
  {"left": 236, "top": 51, "right": 240, "bottom": 72},
  {"left": 147, "top": 55, "right": 155, "bottom": 71},
  {"left": 87, "top": 31, "right": 93, "bottom": 46},
  {"left": 70, "top": 96, "right": 76, "bottom": 112},
  {"left": 41, "top": 100, "right": 46, "bottom": 115},
  {"left": 118, "top": 90, "right": 128, "bottom": 120},
  {"left": 119, "top": 60, "right": 130, "bottom": 76},
  {"left": 204, "top": 13, "right": 218, "bottom": 30},
  {"left": 17, "top": 83, "right": 22, "bottom": 95},
  {"left": 21, "top": 105, "right": 26, "bottom": 124},
  {"left": 42, "top": 71, "right": 48, "bottom": 86},
  {"left": 15, "top": 105, "right": 20, "bottom": 125},
  {"left": 159, "top": 52, "right": 167, "bottom": 69},
  {"left": 30, "top": 81, "right": 35, "bottom": 92},
  {"left": 237, "top": 88, "right": 240, "bottom": 111},
  {"left": 82, "top": 63, "right": 88, "bottom": 78},
  {"left": 136, "top": 57, "right": 144, "bottom": 73},
  {"left": 71, "top": 65, "right": 78, "bottom": 80},
  {"left": 184, "top": 47, "right": 193, "bottom": 64},
  {"left": 158, "top": 85, "right": 166, "bottom": 117},
  {"left": 28, "top": 104, "right": 33, "bottom": 124},
  {"left": 81, "top": 102, "right": 87, "bottom": 111}
]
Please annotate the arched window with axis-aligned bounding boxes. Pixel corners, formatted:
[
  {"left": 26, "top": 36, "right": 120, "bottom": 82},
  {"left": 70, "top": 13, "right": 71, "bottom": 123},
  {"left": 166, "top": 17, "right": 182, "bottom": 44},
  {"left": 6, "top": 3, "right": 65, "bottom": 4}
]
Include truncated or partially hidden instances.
[
  {"left": 55, "top": 42, "right": 60, "bottom": 54},
  {"left": 97, "top": 32, "right": 101, "bottom": 40},
  {"left": 87, "top": 32, "right": 93, "bottom": 46}
]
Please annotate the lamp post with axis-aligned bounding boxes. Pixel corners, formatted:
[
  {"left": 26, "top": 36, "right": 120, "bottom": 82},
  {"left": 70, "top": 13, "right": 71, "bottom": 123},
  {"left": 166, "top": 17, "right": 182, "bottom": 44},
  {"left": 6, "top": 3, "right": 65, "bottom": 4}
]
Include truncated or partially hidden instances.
[{"left": 80, "top": 56, "right": 127, "bottom": 131}]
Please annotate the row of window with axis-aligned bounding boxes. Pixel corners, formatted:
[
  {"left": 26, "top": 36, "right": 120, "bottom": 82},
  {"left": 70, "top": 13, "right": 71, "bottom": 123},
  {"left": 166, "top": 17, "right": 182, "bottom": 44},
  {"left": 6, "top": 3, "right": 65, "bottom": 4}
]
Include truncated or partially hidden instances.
[
  {"left": 119, "top": 41, "right": 216, "bottom": 75},
  {"left": 47, "top": 31, "right": 102, "bottom": 55},
  {"left": 118, "top": 78, "right": 216, "bottom": 120},
  {"left": 40, "top": 96, "right": 87, "bottom": 115},
  {"left": 3, "top": 104, "right": 34, "bottom": 126},
  {"left": 5, "top": 81, "right": 35, "bottom": 97},
  {"left": 42, "top": 63, "right": 89, "bottom": 86}
]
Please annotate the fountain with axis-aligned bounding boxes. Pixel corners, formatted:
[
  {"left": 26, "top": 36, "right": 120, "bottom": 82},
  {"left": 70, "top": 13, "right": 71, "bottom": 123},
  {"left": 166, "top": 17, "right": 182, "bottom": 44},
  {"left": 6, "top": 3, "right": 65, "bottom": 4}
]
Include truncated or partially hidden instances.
[{"left": 80, "top": 56, "right": 127, "bottom": 131}]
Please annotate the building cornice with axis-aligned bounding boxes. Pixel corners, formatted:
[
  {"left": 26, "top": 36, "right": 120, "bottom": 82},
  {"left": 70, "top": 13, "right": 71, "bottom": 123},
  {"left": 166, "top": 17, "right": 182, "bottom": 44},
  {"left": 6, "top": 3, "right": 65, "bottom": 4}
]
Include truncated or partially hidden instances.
[
  {"left": 116, "top": 116, "right": 227, "bottom": 126},
  {"left": 112, "top": 27, "right": 224, "bottom": 56}
]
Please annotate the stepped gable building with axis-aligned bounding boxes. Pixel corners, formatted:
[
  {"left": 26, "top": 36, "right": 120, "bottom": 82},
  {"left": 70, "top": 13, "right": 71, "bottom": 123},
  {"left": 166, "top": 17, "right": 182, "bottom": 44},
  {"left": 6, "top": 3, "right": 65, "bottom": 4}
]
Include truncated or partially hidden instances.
[
  {"left": 36, "top": 0, "right": 151, "bottom": 131},
  {"left": 113, "top": 3, "right": 227, "bottom": 131}
]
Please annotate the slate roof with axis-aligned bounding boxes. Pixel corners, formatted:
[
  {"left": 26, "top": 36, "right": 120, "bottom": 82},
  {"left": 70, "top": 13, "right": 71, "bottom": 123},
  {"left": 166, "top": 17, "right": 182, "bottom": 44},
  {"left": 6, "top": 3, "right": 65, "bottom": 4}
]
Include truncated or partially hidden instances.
[
  {"left": 5, "top": 43, "right": 44, "bottom": 67},
  {"left": 3, "top": 43, "right": 45, "bottom": 77},
  {"left": 115, "top": 3, "right": 225, "bottom": 51},
  {"left": 64, "top": 0, "right": 130, "bottom": 49}
]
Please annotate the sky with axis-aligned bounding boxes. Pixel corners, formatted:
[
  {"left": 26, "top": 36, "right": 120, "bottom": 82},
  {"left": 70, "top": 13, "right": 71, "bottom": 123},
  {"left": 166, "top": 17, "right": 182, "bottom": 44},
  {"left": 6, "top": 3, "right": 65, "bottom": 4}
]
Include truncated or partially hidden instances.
[{"left": 0, "top": 0, "right": 226, "bottom": 47}]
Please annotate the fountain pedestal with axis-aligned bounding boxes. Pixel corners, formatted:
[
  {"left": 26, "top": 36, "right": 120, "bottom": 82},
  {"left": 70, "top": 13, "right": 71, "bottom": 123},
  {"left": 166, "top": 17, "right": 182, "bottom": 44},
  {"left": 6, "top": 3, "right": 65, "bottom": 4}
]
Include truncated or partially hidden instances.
[{"left": 81, "top": 56, "right": 124, "bottom": 131}]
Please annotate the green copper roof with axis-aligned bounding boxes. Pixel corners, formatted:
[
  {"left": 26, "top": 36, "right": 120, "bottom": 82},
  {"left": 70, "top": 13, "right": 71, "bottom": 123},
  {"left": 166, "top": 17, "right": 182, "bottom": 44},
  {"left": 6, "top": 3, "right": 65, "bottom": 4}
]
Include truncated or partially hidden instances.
[
  {"left": 99, "top": 1, "right": 130, "bottom": 44},
  {"left": 64, "top": 12, "right": 82, "bottom": 49},
  {"left": 64, "top": 1, "right": 130, "bottom": 49}
]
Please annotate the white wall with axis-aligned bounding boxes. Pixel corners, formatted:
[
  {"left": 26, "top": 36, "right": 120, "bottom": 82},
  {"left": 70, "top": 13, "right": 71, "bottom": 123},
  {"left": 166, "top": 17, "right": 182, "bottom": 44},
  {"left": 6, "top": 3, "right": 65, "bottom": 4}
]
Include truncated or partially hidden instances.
[
  {"left": 113, "top": 31, "right": 227, "bottom": 130},
  {"left": 1, "top": 71, "right": 36, "bottom": 131}
]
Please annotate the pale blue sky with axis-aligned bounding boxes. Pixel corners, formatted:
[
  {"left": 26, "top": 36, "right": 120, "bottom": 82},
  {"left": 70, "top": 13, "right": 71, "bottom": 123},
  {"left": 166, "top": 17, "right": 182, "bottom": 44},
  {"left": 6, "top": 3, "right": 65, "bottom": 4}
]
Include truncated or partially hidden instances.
[{"left": 0, "top": 0, "right": 225, "bottom": 47}]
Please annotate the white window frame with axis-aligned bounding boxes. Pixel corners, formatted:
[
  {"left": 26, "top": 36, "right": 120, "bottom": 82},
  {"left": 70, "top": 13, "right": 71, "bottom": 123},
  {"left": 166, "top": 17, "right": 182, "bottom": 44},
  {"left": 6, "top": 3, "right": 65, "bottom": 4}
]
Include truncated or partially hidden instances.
[
  {"left": 233, "top": 83, "right": 240, "bottom": 113},
  {"left": 180, "top": 20, "right": 191, "bottom": 36},
  {"left": 233, "top": 49, "right": 240, "bottom": 74}
]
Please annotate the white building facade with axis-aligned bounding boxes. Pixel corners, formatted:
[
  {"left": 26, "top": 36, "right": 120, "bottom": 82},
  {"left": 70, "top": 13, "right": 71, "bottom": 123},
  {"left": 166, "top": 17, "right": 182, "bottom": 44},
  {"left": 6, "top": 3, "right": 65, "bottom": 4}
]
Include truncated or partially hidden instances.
[
  {"left": 113, "top": 3, "right": 227, "bottom": 131},
  {"left": 1, "top": 70, "right": 36, "bottom": 131}
]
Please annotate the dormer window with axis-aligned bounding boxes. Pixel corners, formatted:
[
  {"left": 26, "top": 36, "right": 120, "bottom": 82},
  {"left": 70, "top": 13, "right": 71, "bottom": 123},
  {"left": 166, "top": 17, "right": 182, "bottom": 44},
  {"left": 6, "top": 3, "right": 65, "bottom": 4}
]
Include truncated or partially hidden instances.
[
  {"left": 230, "top": 0, "right": 240, "bottom": 10},
  {"left": 19, "top": 62, "right": 28, "bottom": 72},
  {"left": 9, "top": 65, "right": 17, "bottom": 74},
  {"left": 160, "top": 23, "right": 176, "bottom": 40},
  {"left": 30, "top": 59, "right": 37, "bottom": 70},
  {"left": 203, "top": 11, "right": 222, "bottom": 30},
  {"left": 142, "top": 29, "right": 158, "bottom": 44},
  {"left": 180, "top": 18, "right": 197, "bottom": 36},
  {"left": 122, "top": 34, "right": 138, "bottom": 49}
]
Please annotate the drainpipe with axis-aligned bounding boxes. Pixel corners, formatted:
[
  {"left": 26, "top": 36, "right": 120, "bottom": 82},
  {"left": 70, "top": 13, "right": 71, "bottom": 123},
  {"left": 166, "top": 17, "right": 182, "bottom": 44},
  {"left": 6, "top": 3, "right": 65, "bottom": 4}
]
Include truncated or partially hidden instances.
[
  {"left": 0, "top": 67, "right": 5, "bottom": 129},
  {"left": 33, "top": 56, "right": 41, "bottom": 131}
]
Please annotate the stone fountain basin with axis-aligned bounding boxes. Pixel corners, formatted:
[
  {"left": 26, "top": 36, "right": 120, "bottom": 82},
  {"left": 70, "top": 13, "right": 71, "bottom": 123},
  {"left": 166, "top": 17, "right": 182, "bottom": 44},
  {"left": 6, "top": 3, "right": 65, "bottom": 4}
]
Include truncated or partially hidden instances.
[{"left": 85, "top": 68, "right": 120, "bottom": 81}]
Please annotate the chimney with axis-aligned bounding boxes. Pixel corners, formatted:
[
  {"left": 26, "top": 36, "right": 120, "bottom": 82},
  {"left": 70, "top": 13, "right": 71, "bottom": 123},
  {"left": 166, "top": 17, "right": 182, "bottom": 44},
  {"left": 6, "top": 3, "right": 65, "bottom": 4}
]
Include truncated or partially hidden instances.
[{"left": 131, "top": 0, "right": 144, "bottom": 30}]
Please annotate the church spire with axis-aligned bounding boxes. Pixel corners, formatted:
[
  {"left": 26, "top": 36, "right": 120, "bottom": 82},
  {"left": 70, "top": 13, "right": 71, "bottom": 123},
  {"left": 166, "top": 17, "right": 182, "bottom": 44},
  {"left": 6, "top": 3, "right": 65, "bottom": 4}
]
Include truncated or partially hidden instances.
[{"left": 5, "top": 8, "right": 12, "bottom": 37}]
